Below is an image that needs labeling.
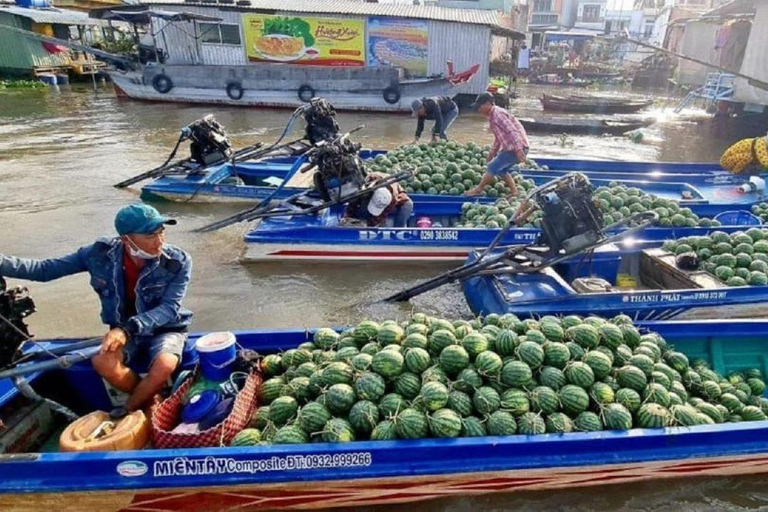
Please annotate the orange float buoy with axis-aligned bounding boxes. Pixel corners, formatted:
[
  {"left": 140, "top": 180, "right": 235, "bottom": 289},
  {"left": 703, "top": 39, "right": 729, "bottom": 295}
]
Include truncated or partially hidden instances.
[{"left": 59, "top": 410, "right": 150, "bottom": 452}]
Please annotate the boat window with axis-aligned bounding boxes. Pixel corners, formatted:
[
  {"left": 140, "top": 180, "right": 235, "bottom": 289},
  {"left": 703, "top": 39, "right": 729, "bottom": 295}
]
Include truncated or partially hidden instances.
[{"left": 199, "top": 23, "right": 242, "bottom": 46}]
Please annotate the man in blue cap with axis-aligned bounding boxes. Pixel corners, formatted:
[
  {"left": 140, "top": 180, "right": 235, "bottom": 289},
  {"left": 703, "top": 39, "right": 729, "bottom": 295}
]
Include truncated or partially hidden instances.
[
  {"left": 0, "top": 204, "right": 192, "bottom": 413},
  {"left": 411, "top": 96, "right": 459, "bottom": 143}
]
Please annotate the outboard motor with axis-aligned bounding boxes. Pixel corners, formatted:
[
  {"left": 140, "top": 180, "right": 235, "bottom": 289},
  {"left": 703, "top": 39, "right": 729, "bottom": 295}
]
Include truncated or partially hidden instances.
[
  {"left": 309, "top": 137, "right": 367, "bottom": 202},
  {"left": 182, "top": 115, "right": 233, "bottom": 165},
  {"left": 302, "top": 98, "right": 341, "bottom": 145},
  {"left": 534, "top": 173, "right": 604, "bottom": 254},
  {"left": 0, "top": 277, "right": 35, "bottom": 371}
]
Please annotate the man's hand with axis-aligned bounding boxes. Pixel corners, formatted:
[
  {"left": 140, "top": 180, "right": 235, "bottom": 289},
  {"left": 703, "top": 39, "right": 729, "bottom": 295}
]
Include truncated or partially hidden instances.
[
  {"left": 515, "top": 150, "right": 527, "bottom": 164},
  {"left": 101, "top": 327, "right": 128, "bottom": 353}
]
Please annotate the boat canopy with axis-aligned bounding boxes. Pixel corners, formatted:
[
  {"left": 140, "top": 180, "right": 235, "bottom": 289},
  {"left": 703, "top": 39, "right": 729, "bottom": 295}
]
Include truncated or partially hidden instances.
[{"left": 93, "top": 8, "right": 223, "bottom": 24}]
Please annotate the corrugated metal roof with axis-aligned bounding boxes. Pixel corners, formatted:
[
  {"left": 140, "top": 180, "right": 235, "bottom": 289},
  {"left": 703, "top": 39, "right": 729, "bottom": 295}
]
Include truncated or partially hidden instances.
[
  {"left": 133, "top": 0, "right": 505, "bottom": 27},
  {"left": 0, "top": 4, "right": 101, "bottom": 25}
]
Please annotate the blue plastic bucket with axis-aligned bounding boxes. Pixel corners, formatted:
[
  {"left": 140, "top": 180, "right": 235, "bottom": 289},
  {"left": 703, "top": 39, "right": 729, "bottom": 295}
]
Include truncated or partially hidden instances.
[
  {"left": 195, "top": 332, "right": 237, "bottom": 382},
  {"left": 714, "top": 210, "right": 762, "bottom": 226}
]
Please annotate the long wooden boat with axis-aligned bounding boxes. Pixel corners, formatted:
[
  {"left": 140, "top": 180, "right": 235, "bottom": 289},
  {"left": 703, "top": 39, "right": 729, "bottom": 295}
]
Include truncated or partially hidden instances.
[
  {"left": 242, "top": 198, "right": 757, "bottom": 263},
  {"left": 528, "top": 75, "right": 594, "bottom": 87},
  {"left": 4, "top": 320, "right": 768, "bottom": 510},
  {"left": 540, "top": 93, "right": 654, "bottom": 114},
  {"left": 519, "top": 116, "right": 655, "bottom": 136},
  {"left": 462, "top": 244, "right": 768, "bottom": 321}
]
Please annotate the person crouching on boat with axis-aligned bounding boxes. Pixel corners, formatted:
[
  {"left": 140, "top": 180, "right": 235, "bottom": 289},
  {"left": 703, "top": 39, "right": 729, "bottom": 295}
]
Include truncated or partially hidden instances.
[
  {"left": 342, "top": 175, "right": 413, "bottom": 228},
  {"left": 465, "top": 93, "right": 529, "bottom": 199},
  {"left": 412, "top": 96, "right": 460, "bottom": 143},
  {"left": 0, "top": 204, "right": 192, "bottom": 413}
]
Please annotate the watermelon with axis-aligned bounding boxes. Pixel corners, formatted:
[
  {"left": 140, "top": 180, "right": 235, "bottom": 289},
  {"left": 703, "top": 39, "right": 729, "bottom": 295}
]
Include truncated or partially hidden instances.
[
  {"left": 565, "top": 361, "right": 595, "bottom": 388},
  {"left": 395, "top": 408, "right": 429, "bottom": 439},
  {"left": 566, "top": 324, "right": 600, "bottom": 349},
  {"left": 539, "top": 366, "right": 567, "bottom": 391},
  {"left": 258, "top": 377, "right": 286, "bottom": 405},
  {"left": 643, "top": 383, "right": 671, "bottom": 407},
  {"left": 602, "top": 403, "right": 633, "bottom": 430},
  {"left": 297, "top": 402, "right": 332, "bottom": 434},
  {"left": 517, "top": 412, "right": 547, "bottom": 435},
  {"left": 406, "top": 323, "right": 429, "bottom": 337},
  {"left": 629, "top": 354, "right": 655, "bottom": 376},
  {"left": 616, "top": 365, "right": 648, "bottom": 392},
  {"left": 541, "top": 323, "right": 565, "bottom": 342},
  {"left": 353, "top": 321, "right": 380, "bottom": 344},
  {"left": 419, "top": 381, "right": 450, "bottom": 411},
  {"left": 295, "top": 361, "right": 318, "bottom": 379},
  {"left": 334, "top": 347, "right": 359, "bottom": 364},
  {"left": 325, "top": 384, "right": 356, "bottom": 415},
  {"left": 377, "top": 324, "right": 404, "bottom": 346},
  {"left": 360, "top": 343, "right": 380, "bottom": 356},
  {"left": 313, "top": 328, "right": 340, "bottom": 349},
  {"left": 379, "top": 393, "right": 407, "bottom": 418},
  {"left": 439, "top": 345, "right": 470, "bottom": 377},
  {"left": 322, "top": 362, "right": 354, "bottom": 386},
  {"left": 322, "top": 418, "right": 356, "bottom": 443},
  {"left": 671, "top": 404, "right": 701, "bottom": 426},
  {"left": 371, "top": 350, "right": 404, "bottom": 379},
  {"left": 473, "top": 386, "right": 502, "bottom": 415},
  {"left": 453, "top": 367, "right": 484, "bottom": 393},
  {"left": 559, "top": 384, "right": 590, "bottom": 415},
  {"left": 517, "top": 341, "right": 546, "bottom": 368},
  {"left": 428, "top": 330, "right": 458, "bottom": 357},
  {"left": 393, "top": 372, "right": 422, "bottom": 400},
  {"left": 747, "top": 377, "right": 767, "bottom": 396},
  {"left": 543, "top": 342, "right": 571, "bottom": 369},
  {"left": 402, "top": 333, "right": 428, "bottom": 350},
  {"left": 615, "top": 388, "right": 642, "bottom": 413},
  {"left": 475, "top": 351, "right": 504, "bottom": 377},
  {"left": 429, "top": 408, "right": 462, "bottom": 437},
  {"left": 742, "top": 405, "right": 768, "bottom": 421},
  {"left": 447, "top": 390, "right": 475, "bottom": 417},
  {"left": 545, "top": 412, "right": 574, "bottom": 433},
  {"left": 461, "top": 332, "right": 489, "bottom": 359},
  {"left": 348, "top": 400, "right": 380, "bottom": 434},
  {"left": 486, "top": 410, "right": 517, "bottom": 436},
  {"left": 273, "top": 425, "right": 309, "bottom": 445},
  {"left": 495, "top": 330, "right": 519, "bottom": 356},
  {"left": 561, "top": 315, "right": 584, "bottom": 329},
  {"left": 250, "top": 406, "right": 271, "bottom": 430},
  {"left": 350, "top": 353, "right": 372, "bottom": 372},
  {"left": 637, "top": 403, "right": 671, "bottom": 428},
  {"left": 700, "top": 380, "right": 722, "bottom": 400},
  {"left": 566, "top": 342, "right": 586, "bottom": 361},
  {"left": 664, "top": 351, "right": 690, "bottom": 373},
  {"left": 230, "top": 428, "right": 262, "bottom": 446},
  {"left": 500, "top": 388, "right": 530, "bottom": 416},
  {"left": 370, "top": 420, "right": 398, "bottom": 441},
  {"left": 287, "top": 377, "right": 313, "bottom": 404},
  {"left": 422, "top": 366, "right": 450, "bottom": 386},
  {"left": 619, "top": 325, "right": 642, "bottom": 348},
  {"left": 584, "top": 351, "right": 613, "bottom": 379},
  {"left": 460, "top": 416, "right": 488, "bottom": 437},
  {"left": 501, "top": 361, "right": 533, "bottom": 388},
  {"left": 404, "top": 348, "right": 431, "bottom": 374},
  {"left": 590, "top": 382, "right": 616, "bottom": 405},
  {"left": 574, "top": 411, "right": 603, "bottom": 432},
  {"left": 529, "top": 386, "right": 560, "bottom": 415},
  {"left": 260, "top": 354, "right": 284, "bottom": 378},
  {"left": 270, "top": 396, "right": 298, "bottom": 425},
  {"left": 696, "top": 402, "right": 724, "bottom": 423}
]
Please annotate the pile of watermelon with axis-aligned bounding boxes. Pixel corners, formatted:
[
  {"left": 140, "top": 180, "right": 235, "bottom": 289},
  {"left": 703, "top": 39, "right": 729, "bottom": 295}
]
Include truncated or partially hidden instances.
[
  {"left": 662, "top": 228, "right": 768, "bottom": 286},
  {"left": 365, "top": 141, "right": 543, "bottom": 198},
  {"left": 456, "top": 183, "right": 716, "bottom": 230},
  {"left": 229, "top": 313, "right": 768, "bottom": 447},
  {"left": 751, "top": 203, "right": 768, "bottom": 224}
]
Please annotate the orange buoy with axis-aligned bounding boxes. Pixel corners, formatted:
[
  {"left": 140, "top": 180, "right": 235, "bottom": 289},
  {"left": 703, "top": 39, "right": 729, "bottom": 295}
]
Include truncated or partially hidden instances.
[{"left": 59, "top": 410, "right": 150, "bottom": 452}]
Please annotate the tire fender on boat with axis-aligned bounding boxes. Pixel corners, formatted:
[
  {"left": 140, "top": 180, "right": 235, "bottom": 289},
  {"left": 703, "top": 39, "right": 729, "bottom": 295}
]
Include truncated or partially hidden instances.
[
  {"left": 226, "top": 82, "right": 244, "bottom": 100},
  {"left": 59, "top": 410, "right": 151, "bottom": 452},
  {"left": 298, "top": 85, "right": 315, "bottom": 103},
  {"left": 383, "top": 86, "right": 401, "bottom": 105},
  {"left": 152, "top": 74, "right": 173, "bottom": 94}
]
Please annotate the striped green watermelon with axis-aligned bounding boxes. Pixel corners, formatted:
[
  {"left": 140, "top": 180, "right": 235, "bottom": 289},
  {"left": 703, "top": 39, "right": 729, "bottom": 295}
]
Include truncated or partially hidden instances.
[
  {"left": 483, "top": 313, "right": 501, "bottom": 326},
  {"left": 517, "top": 341, "right": 545, "bottom": 368},
  {"left": 428, "top": 330, "right": 458, "bottom": 357},
  {"left": 543, "top": 342, "right": 571, "bottom": 369},
  {"left": 360, "top": 343, "right": 380, "bottom": 356},
  {"left": 598, "top": 324, "right": 624, "bottom": 350},
  {"left": 616, "top": 365, "right": 648, "bottom": 392},
  {"left": 565, "top": 361, "right": 595, "bottom": 388},
  {"left": 313, "top": 328, "right": 340, "bottom": 349},
  {"left": 429, "top": 319, "right": 456, "bottom": 335},
  {"left": 370, "top": 420, "right": 398, "bottom": 441},
  {"left": 517, "top": 412, "right": 547, "bottom": 435},
  {"left": 230, "top": 428, "right": 262, "bottom": 447},
  {"left": 473, "top": 386, "right": 502, "bottom": 415},
  {"left": 377, "top": 324, "right": 404, "bottom": 346},
  {"left": 395, "top": 408, "right": 429, "bottom": 439},
  {"left": 682, "top": 369, "right": 702, "bottom": 390},
  {"left": 475, "top": 351, "right": 504, "bottom": 377},
  {"left": 297, "top": 402, "right": 331, "bottom": 434},
  {"left": 501, "top": 360, "right": 533, "bottom": 388},
  {"left": 629, "top": 354, "right": 655, "bottom": 376},
  {"left": 322, "top": 362, "right": 354, "bottom": 386},
  {"left": 334, "top": 347, "right": 359, "bottom": 364},
  {"left": 529, "top": 386, "right": 560, "bottom": 415},
  {"left": 393, "top": 372, "right": 422, "bottom": 400},
  {"left": 453, "top": 367, "right": 484, "bottom": 393},
  {"left": 354, "top": 372, "right": 386, "bottom": 402},
  {"left": 337, "top": 338, "right": 358, "bottom": 350},
  {"left": 741, "top": 405, "right": 768, "bottom": 421},
  {"left": 322, "top": 418, "right": 356, "bottom": 442},
  {"left": 525, "top": 330, "right": 547, "bottom": 345},
  {"left": 260, "top": 354, "right": 283, "bottom": 378},
  {"left": 486, "top": 410, "right": 518, "bottom": 436},
  {"left": 619, "top": 324, "right": 642, "bottom": 348},
  {"left": 747, "top": 377, "right": 767, "bottom": 396},
  {"left": 273, "top": 425, "right": 309, "bottom": 444},
  {"left": 287, "top": 377, "right": 313, "bottom": 404},
  {"left": 566, "top": 342, "right": 586, "bottom": 361},
  {"left": 500, "top": 388, "right": 530, "bottom": 416},
  {"left": 561, "top": 315, "right": 584, "bottom": 329},
  {"left": 637, "top": 403, "right": 671, "bottom": 428},
  {"left": 353, "top": 321, "right": 380, "bottom": 344},
  {"left": 429, "top": 408, "right": 462, "bottom": 437},
  {"left": 379, "top": 393, "right": 407, "bottom": 418},
  {"left": 250, "top": 406, "right": 271, "bottom": 430},
  {"left": 559, "top": 384, "right": 590, "bottom": 415},
  {"left": 495, "top": 330, "right": 519, "bottom": 356},
  {"left": 696, "top": 402, "right": 724, "bottom": 423},
  {"left": 545, "top": 412, "right": 574, "bottom": 433},
  {"left": 270, "top": 396, "right": 299, "bottom": 425},
  {"left": 664, "top": 351, "right": 690, "bottom": 373},
  {"left": 566, "top": 324, "right": 600, "bottom": 349},
  {"left": 419, "top": 381, "right": 450, "bottom": 411},
  {"left": 460, "top": 416, "right": 488, "bottom": 437},
  {"left": 539, "top": 366, "right": 567, "bottom": 391},
  {"left": 348, "top": 400, "right": 380, "bottom": 434},
  {"left": 371, "top": 350, "right": 404, "bottom": 379},
  {"left": 439, "top": 345, "right": 471, "bottom": 377},
  {"left": 649, "top": 371, "right": 671, "bottom": 390},
  {"left": 602, "top": 403, "right": 633, "bottom": 430},
  {"left": 541, "top": 323, "right": 565, "bottom": 342},
  {"left": 258, "top": 377, "right": 286, "bottom": 405},
  {"left": 590, "top": 382, "right": 616, "bottom": 405},
  {"left": 325, "top": 383, "right": 356, "bottom": 415},
  {"left": 406, "top": 323, "right": 429, "bottom": 337},
  {"left": 642, "top": 383, "right": 671, "bottom": 407},
  {"left": 422, "top": 366, "right": 450, "bottom": 386},
  {"left": 460, "top": 332, "right": 489, "bottom": 359},
  {"left": 447, "top": 390, "right": 475, "bottom": 417},
  {"left": 574, "top": 411, "right": 603, "bottom": 432},
  {"left": 700, "top": 380, "right": 722, "bottom": 400},
  {"left": 404, "top": 348, "right": 431, "bottom": 374},
  {"left": 454, "top": 324, "right": 473, "bottom": 339},
  {"left": 611, "top": 314, "right": 634, "bottom": 326},
  {"left": 584, "top": 350, "right": 612, "bottom": 380},
  {"left": 402, "top": 333, "right": 428, "bottom": 350},
  {"left": 295, "top": 361, "right": 318, "bottom": 379},
  {"left": 410, "top": 312, "right": 430, "bottom": 326},
  {"left": 671, "top": 404, "right": 701, "bottom": 426}
]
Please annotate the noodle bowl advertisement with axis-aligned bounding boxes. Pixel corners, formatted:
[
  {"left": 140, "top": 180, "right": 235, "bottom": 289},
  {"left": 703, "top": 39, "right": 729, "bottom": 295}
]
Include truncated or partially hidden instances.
[{"left": 243, "top": 15, "right": 365, "bottom": 66}]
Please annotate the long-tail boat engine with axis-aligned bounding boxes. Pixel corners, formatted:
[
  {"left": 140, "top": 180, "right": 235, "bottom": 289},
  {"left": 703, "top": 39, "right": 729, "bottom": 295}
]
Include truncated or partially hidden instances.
[
  {"left": 302, "top": 97, "right": 341, "bottom": 145},
  {"left": 0, "top": 277, "right": 35, "bottom": 372},
  {"left": 182, "top": 115, "right": 233, "bottom": 165},
  {"left": 309, "top": 137, "right": 367, "bottom": 202}
]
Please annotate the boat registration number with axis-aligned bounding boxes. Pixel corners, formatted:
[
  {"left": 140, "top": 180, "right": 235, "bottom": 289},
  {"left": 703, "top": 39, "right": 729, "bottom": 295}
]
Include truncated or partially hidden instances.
[{"left": 419, "top": 230, "right": 460, "bottom": 241}]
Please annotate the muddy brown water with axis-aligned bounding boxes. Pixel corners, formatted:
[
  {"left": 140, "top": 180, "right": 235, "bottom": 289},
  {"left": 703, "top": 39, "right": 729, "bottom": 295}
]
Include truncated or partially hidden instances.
[{"left": 1, "top": 83, "right": 767, "bottom": 510}]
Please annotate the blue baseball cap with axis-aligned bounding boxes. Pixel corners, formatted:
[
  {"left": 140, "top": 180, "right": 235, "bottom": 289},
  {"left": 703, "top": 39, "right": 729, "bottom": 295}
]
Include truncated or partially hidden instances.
[{"left": 115, "top": 204, "right": 176, "bottom": 236}]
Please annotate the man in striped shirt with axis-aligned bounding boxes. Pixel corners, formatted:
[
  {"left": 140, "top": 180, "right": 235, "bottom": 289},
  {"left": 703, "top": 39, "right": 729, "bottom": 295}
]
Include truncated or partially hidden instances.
[{"left": 465, "top": 93, "right": 529, "bottom": 198}]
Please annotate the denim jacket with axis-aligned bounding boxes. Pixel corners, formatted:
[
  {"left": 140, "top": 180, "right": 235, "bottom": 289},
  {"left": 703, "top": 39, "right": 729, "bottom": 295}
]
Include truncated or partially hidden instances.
[{"left": 0, "top": 237, "right": 193, "bottom": 336}]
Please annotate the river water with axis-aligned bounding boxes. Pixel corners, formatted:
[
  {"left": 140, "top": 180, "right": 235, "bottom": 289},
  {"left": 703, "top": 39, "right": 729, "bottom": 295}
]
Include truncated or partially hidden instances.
[{"left": 1, "top": 83, "right": 767, "bottom": 510}]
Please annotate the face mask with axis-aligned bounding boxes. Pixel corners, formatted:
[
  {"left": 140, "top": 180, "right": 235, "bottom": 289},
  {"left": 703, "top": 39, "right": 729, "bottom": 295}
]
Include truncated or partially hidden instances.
[{"left": 125, "top": 236, "right": 157, "bottom": 260}]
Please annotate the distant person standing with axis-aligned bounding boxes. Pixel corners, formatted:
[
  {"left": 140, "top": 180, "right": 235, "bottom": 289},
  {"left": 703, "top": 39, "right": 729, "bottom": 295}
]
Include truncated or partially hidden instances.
[
  {"left": 465, "top": 93, "right": 529, "bottom": 198},
  {"left": 411, "top": 96, "right": 459, "bottom": 143}
]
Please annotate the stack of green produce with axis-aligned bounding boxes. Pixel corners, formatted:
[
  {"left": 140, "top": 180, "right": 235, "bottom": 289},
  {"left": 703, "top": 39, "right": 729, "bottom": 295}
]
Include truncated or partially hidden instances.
[
  {"left": 457, "top": 183, "right": 716, "bottom": 230},
  {"left": 751, "top": 203, "right": 768, "bottom": 223},
  {"left": 0, "top": 79, "right": 48, "bottom": 90},
  {"left": 366, "top": 141, "right": 543, "bottom": 197},
  {"left": 662, "top": 229, "right": 768, "bottom": 287},
  {"left": 229, "top": 313, "right": 768, "bottom": 447}
]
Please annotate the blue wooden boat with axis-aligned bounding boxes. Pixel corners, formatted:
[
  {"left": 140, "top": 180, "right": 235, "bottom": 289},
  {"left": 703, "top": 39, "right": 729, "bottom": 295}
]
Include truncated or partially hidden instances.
[
  {"left": 242, "top": 198, "right": 759, "bottom": 262},
  {"left": 462, "top": 244, "right": 768, "bottom": 321},
  {"left": 4, "top": 320, "right": 768, "bottom": 510},
  {"left": 141, "top": 150, "right": 759, "bottom": 204}
]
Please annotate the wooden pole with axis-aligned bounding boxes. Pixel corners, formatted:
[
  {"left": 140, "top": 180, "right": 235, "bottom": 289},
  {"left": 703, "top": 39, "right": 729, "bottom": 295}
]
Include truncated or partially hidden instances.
[{"left": 618, "top": 34, "right": 768, "bottom": 92}]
